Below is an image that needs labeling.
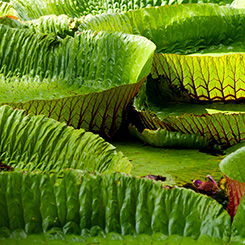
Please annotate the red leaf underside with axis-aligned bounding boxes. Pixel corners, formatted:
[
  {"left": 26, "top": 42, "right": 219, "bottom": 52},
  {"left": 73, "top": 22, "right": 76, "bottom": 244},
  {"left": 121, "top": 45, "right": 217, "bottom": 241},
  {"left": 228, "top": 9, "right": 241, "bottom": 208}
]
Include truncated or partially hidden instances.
[
  {"left": 8, "top": 79, "right": 144, "bottom": 136},
  {"left": 225, "top": 175, "right": 245, "bottom": 218}
]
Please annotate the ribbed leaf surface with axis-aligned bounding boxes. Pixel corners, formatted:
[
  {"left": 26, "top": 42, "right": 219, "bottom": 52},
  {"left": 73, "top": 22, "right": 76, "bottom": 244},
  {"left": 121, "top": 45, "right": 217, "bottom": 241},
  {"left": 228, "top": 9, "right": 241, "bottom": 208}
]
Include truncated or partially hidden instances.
[
  {"left": 0, "top": 1, "right": 16, "bottom": 17},
  {"left": 8, "top": 81, "right": 144, "bottom": 134},
  {"left": 152, "top": 53, "right": 245, "bottom": 102},
  {"left": 0, "top": 15, "right": 24, "bottom": 28},
  {"left": 0, "top": 25, "right": 152, "bottom": 88},
  {"left": 0, "top": 15, "right": 81, "bottom": 37},
  {"left": 135, "top": 107, "right": 245, "bottom": 147},
  {"left": 80, "top": 4, "right": 245, "bottom": 53},
  {"left": 24, "top": 15, "right": 80, "bottom": 38},
  {"left": 231, "top": 195, "right": 245, "bottom": 243},
  {"left": 0, "top": 105, "right": 131, "bottom": 173},
  {"left": 0, "top": 24, "right": 155, "bottom": 135},
  {"left": 129, "top": 124, "right": 210, "bottom": 148},
  {"left": 162, "top": 113, "right": 245, "bottom": 146},
  {"left": 225, "top": 175, "right": 245, "bottom": 218},
  {"left": 12, "top": 0, "right": 233, "bottom": 21},
  {"left": 0, "top": 171, "right": 231, "bottom": 242},
  {"left": 0, "top": 233, "right": 229, "bottom": 244},
  {"left": 98, "top": 4, "right": 245, "bottom": 147}
]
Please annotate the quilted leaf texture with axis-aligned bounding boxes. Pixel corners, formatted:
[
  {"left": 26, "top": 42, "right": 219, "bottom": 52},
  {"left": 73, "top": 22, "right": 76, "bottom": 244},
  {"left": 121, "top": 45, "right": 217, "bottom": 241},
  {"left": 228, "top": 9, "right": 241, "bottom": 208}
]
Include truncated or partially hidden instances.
[
  {"left": 135, "top": 108, "right": 245, "bottom": 147},
  {"left": 0, "top": 24, "right": 155, "bottom": 135},
  {"left": 0, "top": 1, "right": 17, "bottom": 17},
  {"left": 0, "top": 171, "right": 231, "bottom": 243},
  {"left": 87, "top": 4, "right": 245, "bottom": 147},
  {"left": 80, "top": 4, "right": 245, "bottom": 53},
  {"left": 0, "top": 105, "right": 131, "bottom": 174},
  {"left": 81, "top": 4, "right": 245, "bottom": 102},
  {"left": 11, "top": 0, "right": 233, "bottom": 21},
  {"left": 81, "top": 5, "right": 245, "bottom": 102},
  {"left": 231, "top": 195, "right": 245, "bottom": 243},
  {"left": 24, "top": 15, "right": 81, "bottom": 38}
]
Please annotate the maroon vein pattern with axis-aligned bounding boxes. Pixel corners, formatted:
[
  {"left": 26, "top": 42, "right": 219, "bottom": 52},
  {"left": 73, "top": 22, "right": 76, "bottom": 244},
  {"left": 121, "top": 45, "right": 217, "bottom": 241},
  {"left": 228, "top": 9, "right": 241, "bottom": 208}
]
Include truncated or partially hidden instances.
[
  {"left": 225, "top": 175, "right": 245, "bottom": 218},
  {"left": 7, "top": 80, "right": 144, "bottom": 136},
  {"left": 138, "top": 110, "right": 245, "bottom": 147},
  {"left": 152, "top": 54, "right": 245, "bottom": 102}
]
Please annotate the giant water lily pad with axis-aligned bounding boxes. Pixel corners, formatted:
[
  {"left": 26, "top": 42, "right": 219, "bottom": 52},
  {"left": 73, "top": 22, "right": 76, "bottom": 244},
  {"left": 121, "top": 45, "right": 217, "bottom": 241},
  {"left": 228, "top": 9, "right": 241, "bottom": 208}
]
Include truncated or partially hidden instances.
[
  {"left": 80, "top": 4, "right": 245, "bottom": 147},
  {"left": 231, "top": 195, "right": 245, "bottom": 243},
  {"left": 11, "top": 0, "right": 233, "bottom": 21},
  {"left": 0, "top": 2, "right": 241, "bottom": 245},
  {"left": 133, "top": 77, "right": 245, "bottom": 147},
  {"left": 0, "top": 24, "right": 155, "bottom": 136},
  {"left": 80, "top": 4, "right": 244, "bottom": 54},
  {"left": 23, "top": 15, "right": 79, "bottom": 38},
  {"left": 111, "top": 134, "right": 224, "bottom": 185},
  {"left": 0, "top": 105, "right": 131, "bottom": 174},
  {"left": 0, "top": 2, "right": 17, "bottom": 17},
  {"left": 0, "top": 170, "right": 231, "bottom": 243}
]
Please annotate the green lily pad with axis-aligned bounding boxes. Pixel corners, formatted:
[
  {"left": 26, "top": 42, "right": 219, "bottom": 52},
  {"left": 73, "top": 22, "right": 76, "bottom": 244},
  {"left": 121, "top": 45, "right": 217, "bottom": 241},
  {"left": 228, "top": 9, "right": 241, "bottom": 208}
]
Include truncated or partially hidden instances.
[
  {"left": 0, "top": 233, "right": 228, "bottom": 244},
  {"left": 111, "top": 135, "right": 224, "bottom": 185},
  {"left": 0, "top": 170, "right": 231, "bottom": 243}
]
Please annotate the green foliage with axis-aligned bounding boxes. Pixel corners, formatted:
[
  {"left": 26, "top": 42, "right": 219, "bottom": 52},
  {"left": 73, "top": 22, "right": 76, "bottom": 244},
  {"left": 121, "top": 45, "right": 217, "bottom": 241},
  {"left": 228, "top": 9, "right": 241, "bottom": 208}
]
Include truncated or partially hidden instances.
[
  {"left": 231, "top": 195, "right": 245, "bottom": 243},
  {"left": 24, "top": 15, "right": 80, "bottom": 38},
  {"left": 0, "top": 1, "right": 17, "bottom": 17},
  {"left": 151, "top": 53, "right": 245, "bottom": 101},
  {"left": 219, "top": 148, "right": 245, "bottom": 217},
  {"left": 133, "top": 76, "right": 245, "bottom": 147},
  {"left": 11, "top": 0, "right": 233, "bottom": 21},
  {"left": 0, "top": 15, "right": 24, "bottom": 28},
  {"left": 220, "top": 147, "right": 245, "bottom": 182},
  {"left": 113, "top": 136, "right": 224, "bottom": 186},
  {"left": 0, "top": 105, "right": 131, "bottom": 173},
  {"left": 129, "top": 124, "right": 210, "bottom": 148},
  {"left": 0, "top": 24, "right": 155, "bottom": 135},
  {"left": 0, "top": 170, "right": 231, "bottom": 242},
  {"left": 1, "top": 1, "right": 245, "bottom": 243},
  {"left": 80, "top": 4, "right": 245, "bottom": 147},
  {"left": 80, "top": 4, "right": 245, "bottom": 53}
]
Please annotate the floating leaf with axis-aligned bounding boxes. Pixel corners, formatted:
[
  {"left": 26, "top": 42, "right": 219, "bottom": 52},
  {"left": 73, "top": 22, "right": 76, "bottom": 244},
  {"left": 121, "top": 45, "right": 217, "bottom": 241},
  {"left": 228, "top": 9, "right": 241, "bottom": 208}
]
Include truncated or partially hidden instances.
[
  {"left": 112, "top": 134, "right": 224, "bottom": 186},
  {"left": 0, "top": 15, "right": 24, "bottom": 28},
  {"left": 231, "top": 195, "right": 245, "bottom": 243},
  {"left": 0, "top": 1, "right": 17, "bottom": 18},
  {"left": 220, "top": 147, "right": 245, "bottom": 217},
  {"left": 151, "top": 53, "right": 245, "bottom": 102},
  {"left": 80, "top": 4, "right": 245, "bottom": 54},
  {"left": 0, "top": 105, "right": 131, "bottom": 174},
  {"left": 80, "top": 4, "right": 245, "bottom": 146},
  {"left": 0, "top": 24, "right": 155, "bottom": 136},
  {"left": 0, "top": 170, "right": 231, "bottom": 243},
  {"left": 24, "top": 15, "right": 80, "bottom": 38},
  {"left": 12, "top": 0, "right": 233, "bottom": 21},
  {"left": 128, "top": 123, "right": 210, "bottom": 148}
]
